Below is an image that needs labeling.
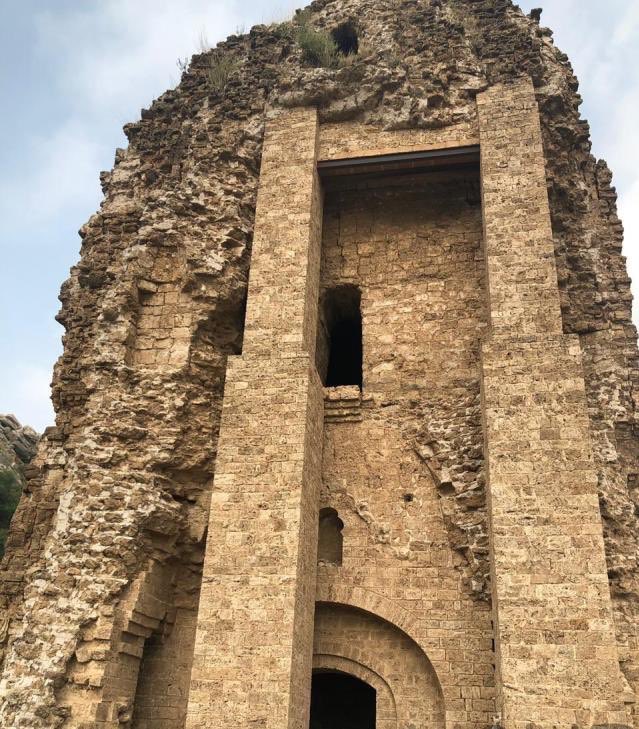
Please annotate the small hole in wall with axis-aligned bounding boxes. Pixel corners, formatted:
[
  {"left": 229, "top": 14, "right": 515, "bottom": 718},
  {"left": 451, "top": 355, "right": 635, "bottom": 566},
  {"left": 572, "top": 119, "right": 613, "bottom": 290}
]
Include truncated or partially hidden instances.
[
  {"left": 403, "top": 493, "right": 414, "bottom": 503},
  {"left": 332, "top": 22, "right": 359, "bottom": 56},
  {"left": 438, "top": 482, "right": 456, "bottom": 497}
]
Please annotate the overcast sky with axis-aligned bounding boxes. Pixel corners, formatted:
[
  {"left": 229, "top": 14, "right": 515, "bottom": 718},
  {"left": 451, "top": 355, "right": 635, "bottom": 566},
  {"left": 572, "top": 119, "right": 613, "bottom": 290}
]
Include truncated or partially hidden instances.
[{"left": 0, "top": 1, "right": 637, "bottom": 431}]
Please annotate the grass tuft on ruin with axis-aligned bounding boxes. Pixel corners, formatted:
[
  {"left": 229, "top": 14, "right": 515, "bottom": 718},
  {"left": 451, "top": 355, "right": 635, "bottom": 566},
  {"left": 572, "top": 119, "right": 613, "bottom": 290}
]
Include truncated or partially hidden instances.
[
  {"left": 208, "top": 55, "right": 239, "bottom": 91},
  {"left": 297, "top": 26, "right": 339, "bottom": 68}
]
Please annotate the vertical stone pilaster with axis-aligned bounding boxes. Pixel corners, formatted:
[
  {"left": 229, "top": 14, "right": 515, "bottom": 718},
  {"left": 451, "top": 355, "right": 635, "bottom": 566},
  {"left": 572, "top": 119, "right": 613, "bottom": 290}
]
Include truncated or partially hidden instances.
[
  {"left": 185, "top": 108, "right": 324, "bottom": 729},
  {"left": 242, "top": 108, "right": 323, "bottom": 359},
  {"left": 478, "top": 79, "right": 634, "bottom": 727},
  {"left": 478, "top": 79, "right": 563, "bottom": 339}
]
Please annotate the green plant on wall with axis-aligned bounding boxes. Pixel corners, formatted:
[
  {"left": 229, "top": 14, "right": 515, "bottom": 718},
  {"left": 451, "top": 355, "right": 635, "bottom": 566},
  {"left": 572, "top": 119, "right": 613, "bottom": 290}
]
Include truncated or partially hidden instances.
[
  {"left": 293, "top": 13, "right": 363, "bottom": 69},
  {"left": 0, "top": 469, "right": 22, "bottom": 557},
  {"left": 294, "top": 11, "right": 340, "bottom": 69},
  {"left": 208, "top": 54, "right": 239, "bottom": 91}
]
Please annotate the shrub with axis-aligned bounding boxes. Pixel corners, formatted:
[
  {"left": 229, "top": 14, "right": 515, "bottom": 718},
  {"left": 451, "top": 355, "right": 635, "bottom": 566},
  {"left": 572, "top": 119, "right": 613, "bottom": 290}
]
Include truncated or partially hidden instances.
[{"left": 295, "top": 12, "right": 340, "bottom": 69}]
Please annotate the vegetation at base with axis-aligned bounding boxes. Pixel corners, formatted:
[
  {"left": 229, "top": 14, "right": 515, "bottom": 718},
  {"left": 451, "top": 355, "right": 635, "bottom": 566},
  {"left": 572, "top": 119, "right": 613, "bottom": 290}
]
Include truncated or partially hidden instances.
[{"left": 0, "top": 469, "right": 22, "bottom": 558}]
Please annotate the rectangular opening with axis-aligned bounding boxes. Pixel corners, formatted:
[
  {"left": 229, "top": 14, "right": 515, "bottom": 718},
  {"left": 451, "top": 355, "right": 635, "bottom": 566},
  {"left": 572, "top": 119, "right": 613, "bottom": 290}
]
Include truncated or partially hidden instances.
[
  {"left": 318, "top": 147, "right": 485, "bottom": 402},
  {"left": 317, "top": 145, "right": 480, "bottom": 184}
]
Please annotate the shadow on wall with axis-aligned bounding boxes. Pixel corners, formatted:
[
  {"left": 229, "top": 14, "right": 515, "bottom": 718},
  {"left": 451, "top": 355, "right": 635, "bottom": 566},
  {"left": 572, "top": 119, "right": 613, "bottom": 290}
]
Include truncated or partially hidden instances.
[{"left": 0, "top": 470, "right": 21, "bottom": 557}]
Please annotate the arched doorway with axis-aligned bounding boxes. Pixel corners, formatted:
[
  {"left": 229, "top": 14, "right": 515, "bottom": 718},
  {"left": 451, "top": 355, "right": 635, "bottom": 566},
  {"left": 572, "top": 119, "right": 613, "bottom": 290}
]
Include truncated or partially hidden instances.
[
  {"left": 310, "top": 670, "right": 376, "bottom": 729},
  {"left": 312, "top": 602, "right": 445, "bottom": 729}
]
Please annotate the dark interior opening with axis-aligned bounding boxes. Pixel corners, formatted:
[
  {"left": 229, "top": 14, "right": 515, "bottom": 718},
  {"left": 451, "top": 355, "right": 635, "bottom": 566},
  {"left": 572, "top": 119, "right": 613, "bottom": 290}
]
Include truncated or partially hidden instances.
[
  {"left": 318, "top": 285, "right": 363, "bottom": 389},
  {"left": 318, "top": 508, "right": 344, "bottom": 565},
  {"left": 310, "top": 671, "right": 376, "bottom": 729},
  {"left": 332, "top": 22, "right": 359, "bottom": 56},
  {"left": 327, "top": 317, "right": 363, "bottom": 387}
]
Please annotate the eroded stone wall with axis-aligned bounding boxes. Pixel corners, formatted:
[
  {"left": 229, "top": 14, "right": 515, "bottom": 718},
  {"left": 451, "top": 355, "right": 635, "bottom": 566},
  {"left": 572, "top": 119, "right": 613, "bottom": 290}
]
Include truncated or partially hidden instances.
[{"left": 0, "top": 0, "right": 637, "bottom": 726}]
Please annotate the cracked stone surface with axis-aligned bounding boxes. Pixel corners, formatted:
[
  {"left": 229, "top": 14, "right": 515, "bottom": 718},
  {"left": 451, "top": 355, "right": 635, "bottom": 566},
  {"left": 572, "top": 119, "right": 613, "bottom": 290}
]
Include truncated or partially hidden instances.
[{"left": 0, "top": 1, "right": 638, "bottom": 727}]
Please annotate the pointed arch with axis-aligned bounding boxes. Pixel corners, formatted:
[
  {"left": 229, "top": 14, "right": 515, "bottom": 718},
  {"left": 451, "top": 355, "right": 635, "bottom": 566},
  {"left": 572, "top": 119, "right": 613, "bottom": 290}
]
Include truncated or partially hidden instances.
[
  {"left": 315, "top": 582, "right": 449, "bottom": 704},
  {"left": 313, "top": 599, "right": 446, "bottom": 728}
]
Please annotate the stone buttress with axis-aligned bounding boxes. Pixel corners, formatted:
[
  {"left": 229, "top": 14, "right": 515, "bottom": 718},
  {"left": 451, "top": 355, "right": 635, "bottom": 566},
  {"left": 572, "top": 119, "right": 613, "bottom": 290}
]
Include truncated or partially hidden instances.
[
  {"left": 479, "top": 79, "right": 634, "bottom": 726},
  {"left": 185, "top": 108, "right": 324, "bottom": 729}
]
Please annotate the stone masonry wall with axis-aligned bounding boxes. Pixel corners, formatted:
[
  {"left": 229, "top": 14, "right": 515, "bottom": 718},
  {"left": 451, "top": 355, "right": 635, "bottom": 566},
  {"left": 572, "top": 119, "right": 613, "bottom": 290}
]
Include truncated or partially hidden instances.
[
  {"left": 479, "top": 79, "right": 633, "bottom": 726},
  {"left": 0, "top": 0, "right": 637, "bottom": 726},
  {"left": 318, "top": 167, "right": 495, "bottom": 727},
  {"left": 185, "top": 108, "right": 325, "bottom": 729}
]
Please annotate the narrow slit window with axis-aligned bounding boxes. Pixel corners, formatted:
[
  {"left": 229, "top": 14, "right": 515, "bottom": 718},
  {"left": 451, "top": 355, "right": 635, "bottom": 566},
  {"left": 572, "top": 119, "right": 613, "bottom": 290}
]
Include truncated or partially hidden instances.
[
  {"left": 317, "top": 285, "right": 363, "bottom": 389},
  {"left": 318, "top": 508, "right": 344, "bottom": 565}
]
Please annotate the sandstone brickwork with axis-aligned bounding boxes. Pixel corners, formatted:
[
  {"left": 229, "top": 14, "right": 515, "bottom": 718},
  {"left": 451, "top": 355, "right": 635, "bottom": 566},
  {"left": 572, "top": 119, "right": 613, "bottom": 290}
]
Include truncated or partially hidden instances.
[
  {"left": 317, "top": 153, "right": 493, "bottom": 727},
  {"left": 1, "top": 1, "right": 638, "bottom": 728},
  {"left": 186, "top": 108, "right": 325, "bottom": 729},
  {"left": 478, "top": 78, "right": 633, "bottom": 726}
]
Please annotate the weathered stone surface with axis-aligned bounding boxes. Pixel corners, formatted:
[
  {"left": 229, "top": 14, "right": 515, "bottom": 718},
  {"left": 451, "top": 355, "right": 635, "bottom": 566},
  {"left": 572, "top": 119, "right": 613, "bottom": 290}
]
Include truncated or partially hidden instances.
[
  {"left": 0, "top": 416, "right": 39, "bottom": 473},
  {"left": 0, "top": 0, "right": 637, "bottom": 727},
  {"left": 0, "top": 416, "right": 39, "bottom": 558}
]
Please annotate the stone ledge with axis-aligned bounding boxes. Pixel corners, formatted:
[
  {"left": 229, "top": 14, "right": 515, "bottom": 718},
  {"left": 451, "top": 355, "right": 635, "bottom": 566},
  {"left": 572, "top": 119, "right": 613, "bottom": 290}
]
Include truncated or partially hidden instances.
[{"left": 324, "top": 386, "right": 362, "bottom": 423}]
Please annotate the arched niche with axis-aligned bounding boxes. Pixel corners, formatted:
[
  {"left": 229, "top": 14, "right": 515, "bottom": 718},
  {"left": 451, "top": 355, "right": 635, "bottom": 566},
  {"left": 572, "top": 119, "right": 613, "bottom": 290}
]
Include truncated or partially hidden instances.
[{"left": 318, "top": 507, "right": 344, "bottom": 565}]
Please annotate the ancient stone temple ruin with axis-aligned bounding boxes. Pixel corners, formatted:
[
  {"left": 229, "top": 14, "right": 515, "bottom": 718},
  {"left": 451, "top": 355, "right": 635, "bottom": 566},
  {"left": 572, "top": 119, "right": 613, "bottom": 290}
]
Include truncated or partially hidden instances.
[{"left": 1, "top": 1, "right": 639, "bottom": 727}]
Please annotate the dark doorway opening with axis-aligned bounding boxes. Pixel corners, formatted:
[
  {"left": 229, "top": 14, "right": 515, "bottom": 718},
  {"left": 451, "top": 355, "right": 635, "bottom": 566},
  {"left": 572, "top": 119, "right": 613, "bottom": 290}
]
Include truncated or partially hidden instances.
[
  {"left": 327, "top": 315, "right": 363, "bottom": 387},
  {"left": 310, "top": 671, "right": 376, "bottom": 729},
  {"left": 318, "top": 285, "right": 363, "bottom": 389},
  {"left": 332, "top": 22, "right": 359, "bottom": 56}
]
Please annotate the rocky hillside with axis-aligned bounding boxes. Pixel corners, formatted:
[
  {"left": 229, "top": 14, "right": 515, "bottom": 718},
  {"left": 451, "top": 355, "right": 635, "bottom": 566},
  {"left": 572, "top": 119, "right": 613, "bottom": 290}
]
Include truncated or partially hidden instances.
[{"left": 0, "top": 415, "right": 39, "bottom": 556}]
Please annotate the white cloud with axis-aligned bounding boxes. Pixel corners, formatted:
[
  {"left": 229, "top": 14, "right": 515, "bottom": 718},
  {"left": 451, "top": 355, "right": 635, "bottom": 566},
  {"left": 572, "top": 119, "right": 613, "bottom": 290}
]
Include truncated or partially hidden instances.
[
  {"left": 596, "top": 79, "right": 639, "bottom": 181},
  {"left": 33, "top": 0, "right": 298, "bottom": 115},
  {"left": 35, "top": 0, "right": 234, "bottom": 112},
  {"left": 0, "top": 120, "right": 103, "bottom": 229},
  {"left": 611, "top": 2, "right": 639, "bottom": 45},
  {"left": 2, "top": 364, "right": 54, "bottom": 432}
]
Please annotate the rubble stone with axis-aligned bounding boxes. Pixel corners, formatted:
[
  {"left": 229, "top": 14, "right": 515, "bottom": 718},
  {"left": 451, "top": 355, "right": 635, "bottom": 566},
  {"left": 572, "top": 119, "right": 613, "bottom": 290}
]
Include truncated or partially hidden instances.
[{"left": 0, "top": 1, "right": 638, "bottom": 727}]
